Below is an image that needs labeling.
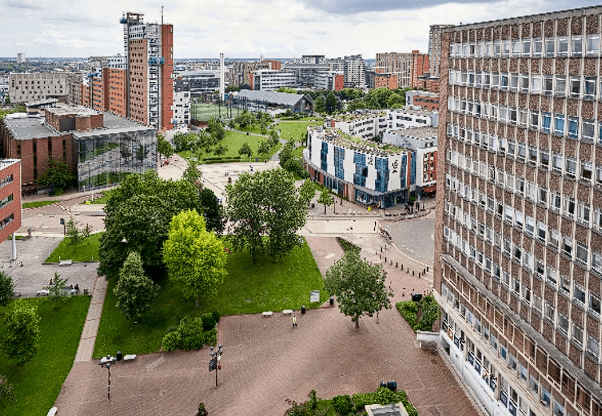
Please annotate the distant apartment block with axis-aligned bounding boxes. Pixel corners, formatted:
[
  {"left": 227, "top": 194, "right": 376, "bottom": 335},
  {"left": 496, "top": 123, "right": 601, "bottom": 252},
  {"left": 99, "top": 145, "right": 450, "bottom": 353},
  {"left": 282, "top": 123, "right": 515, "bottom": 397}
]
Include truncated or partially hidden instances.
[
  {"left": 314, "top": 71, "right": 345, "bottom": 91},
  {"left": 172, "top": 78, "right": 191, "bottom": 127},
  {"left": 0, "top": 159, "right": 21, "bottom": 241},
  {"left": 283, "top": 55, "right": 330, "bottom": 88},
  {"left": 405, "top": 90, "right": 440, "bottom": 111},
  {"left": 375, "top": 51, "right": 429, "bottom": 88},
  {"left": 429, "top": 24, "right": 454, "bottom": 77},
  {"left": 249, "top": 69, "right": 296, "bottom": 91},
  {"left": 9, "top": 73, "right": 68, "bottom": 103},
  {"left": 343, "top": 55, "right": 366, "bottom": 89},
  {"left": 388, "top": 107, "right": 438, "bottom": 129},
  {"left": 367, "top": 71, "right": 399, "bottom": 90},
  {"left": 174, "top": 70, "right": 220, "bottom": 98}
]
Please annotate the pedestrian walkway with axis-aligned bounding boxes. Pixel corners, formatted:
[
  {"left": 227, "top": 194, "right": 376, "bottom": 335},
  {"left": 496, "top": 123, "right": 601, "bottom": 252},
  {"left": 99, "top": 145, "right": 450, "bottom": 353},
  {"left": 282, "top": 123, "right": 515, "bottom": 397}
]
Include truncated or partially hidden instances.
[{"left": 74, "top": 275, "right": 107, "bottom": 362}]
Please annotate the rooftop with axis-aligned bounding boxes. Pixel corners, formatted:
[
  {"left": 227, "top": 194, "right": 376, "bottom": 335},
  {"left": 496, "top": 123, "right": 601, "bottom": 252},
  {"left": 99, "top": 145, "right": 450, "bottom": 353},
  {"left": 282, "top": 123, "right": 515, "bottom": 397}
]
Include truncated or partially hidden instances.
[
  {"left": 46, "top": 105, "right": 99, "bottom": 117},
  {"left": 387, "top": 126, "right": 438, "bottom": 139},
  {"left": 237, "top": 89, "right": 308, "bottom": 107},
  {"left": 0, "top": 159, "right": 20, "bottom": 170},
  {"left": 389, "top": 107, "right": 437, "bottom": 117},
  {"left": 311, "top": 126, "right": 407, "bottom": 156},
  {"left": 329, "top": 111, "right": 387, "bottom": 123}
]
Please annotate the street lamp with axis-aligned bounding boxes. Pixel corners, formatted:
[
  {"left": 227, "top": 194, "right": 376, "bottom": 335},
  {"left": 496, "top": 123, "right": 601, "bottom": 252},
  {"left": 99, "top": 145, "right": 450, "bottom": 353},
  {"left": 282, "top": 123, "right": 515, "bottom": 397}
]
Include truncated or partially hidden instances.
[
  {"left": 209, "top": 344, "right": 223, "bottom": 388},
  {"left": 100, "top": 351, "right": 122, "bottom": 400}
]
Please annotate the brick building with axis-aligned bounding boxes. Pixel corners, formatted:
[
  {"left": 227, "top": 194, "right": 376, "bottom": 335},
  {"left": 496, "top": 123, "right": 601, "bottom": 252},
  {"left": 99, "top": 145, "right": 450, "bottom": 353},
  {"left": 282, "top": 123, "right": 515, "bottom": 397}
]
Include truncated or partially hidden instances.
[
  {"left": 405, "top": 90, "right": 440, "bottom": 111},
  {"left": 435, "top": 6, "right": 602, "bottom": 416},
  {"left": 375, "top": 51, "right": 429, "bottom": 89},
  {"left": 0, "top": 105, "right": 156, "bottom": 192},
  {"left": 0, "top": 159, "right": 21, "bottom": 242}
]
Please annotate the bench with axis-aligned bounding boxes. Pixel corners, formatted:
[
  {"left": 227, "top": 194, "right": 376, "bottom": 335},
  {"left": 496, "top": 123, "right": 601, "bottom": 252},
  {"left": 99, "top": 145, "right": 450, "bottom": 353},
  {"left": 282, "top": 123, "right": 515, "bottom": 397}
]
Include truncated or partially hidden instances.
[
  {"left": 262, "top": 311, "right": 273, "bottom": 317},
  {"left": 123, "top": 354, "right": 137, "bottom": 361},
  {"left": 282, "top": 309, "right": 293, "bottom": 315},
  {"left": 59, "top": 259, "right": 73, "bottom": 266},
  {"left": 36, "top": 289, "right": 49, "bottom": 296},
  {"left": 47, "top": 407, "right": 58, "bottom": 416}
]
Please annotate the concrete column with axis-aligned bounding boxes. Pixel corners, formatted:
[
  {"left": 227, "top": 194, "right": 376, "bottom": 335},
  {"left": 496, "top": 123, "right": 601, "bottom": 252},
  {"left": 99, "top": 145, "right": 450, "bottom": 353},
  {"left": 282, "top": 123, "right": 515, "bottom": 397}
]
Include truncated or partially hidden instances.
[{"left": 11, "top": 233, "right": 16, "bottom": 260}]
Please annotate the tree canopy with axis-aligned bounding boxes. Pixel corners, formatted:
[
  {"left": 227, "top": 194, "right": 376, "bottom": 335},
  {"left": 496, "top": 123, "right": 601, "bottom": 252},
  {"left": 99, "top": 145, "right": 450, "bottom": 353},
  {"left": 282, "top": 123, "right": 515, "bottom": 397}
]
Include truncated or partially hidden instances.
[
  {"left": 324, "top": 250, "right": 392, "bottom": 328},
  {"left": 225, "top": 168, "right": 308, "bottom": 263},
  {"left": 157, "top": 134, "right": 174, "bottom": 159},
  {"left": 113, "top": 251, "right": 158, "bottom": 320},
  {"left": 317, "top": 188, "right": 334, "bottom": 213},
  {"left": 98, "top": 170, "right": 201, "bottom": 279},
  {"left": 0, "top": 271, "right": 14, "bottom": 307},
  {"left": 36, "top": 158, "right": 75, "bottom": 191},
  {"left": 1, "top": 302, "right": 40, "bottom": 364},
  {"left": 162, "top": 210, "right": 228, "bottom": 307}
]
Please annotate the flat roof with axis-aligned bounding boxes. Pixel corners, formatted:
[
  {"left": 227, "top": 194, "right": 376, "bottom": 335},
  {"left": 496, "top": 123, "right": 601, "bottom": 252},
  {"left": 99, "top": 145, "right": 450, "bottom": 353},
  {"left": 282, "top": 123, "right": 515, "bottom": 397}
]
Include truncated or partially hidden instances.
[
  {"left": 237, "top": 89, "right": 307, "bottom": 106},
  {"left": 46, "top": 105, "right": 99, "bottom": 117},
  {"left": 387, "top": 126, "right": 438, "bottom": 139},
  {"left": 0, "top": 159, "right": 20, "bottom": 170},
  {"left": 2, "top": 109, "right": 153, "bottom": 141}
]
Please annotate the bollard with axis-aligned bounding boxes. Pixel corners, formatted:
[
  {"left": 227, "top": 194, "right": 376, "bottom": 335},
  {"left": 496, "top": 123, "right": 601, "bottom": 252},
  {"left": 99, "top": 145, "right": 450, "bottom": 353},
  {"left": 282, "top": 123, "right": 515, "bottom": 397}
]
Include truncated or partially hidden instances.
[
  {"left": 419, "top": 272, "right": 421, "bottom": 278},
  {"left": 401, "top": 264, "right": 403, "bottom": 270},
  {"left": 381, "top": 247, "right": 383, "bottom": 252},
  {"left": 396, "top": 262, "right": 398, "bottom": 268},
  {"left": 385, "top": 257, "right": 387, "bottom": 262},
  {"left": 390, "top": 260, "right": 392, "bottom": 265},
  {"left": 412, "top": 270, "right": 414, "bottom": 276},
  {"left": 423, "top": 268, "right": 426, "bottom": 274},
  {"left": 407, "top": 268, "right": 409, "bottom": 273},
  {"left": 427, "top": 266, "right": 429, "bottom": 272}
]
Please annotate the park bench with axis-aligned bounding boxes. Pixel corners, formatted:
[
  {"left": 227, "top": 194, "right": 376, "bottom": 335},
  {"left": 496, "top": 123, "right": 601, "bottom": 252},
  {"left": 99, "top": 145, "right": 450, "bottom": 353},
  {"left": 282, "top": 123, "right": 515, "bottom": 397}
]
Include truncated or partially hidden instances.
[
  {"left": 282, "top": 309, "right": 293, "bottom": 315},
  {"left": 262, "top": 311, "right": 273, "bottom": 317},
  {"left": 36, "top": 289, "right": 49, "bottom": 296},
  {"left": 47, "top": 407, "right": 58, "bottom": 416},
  {"left": 59, "top": 259, "right": 73, "bottom": 266}
]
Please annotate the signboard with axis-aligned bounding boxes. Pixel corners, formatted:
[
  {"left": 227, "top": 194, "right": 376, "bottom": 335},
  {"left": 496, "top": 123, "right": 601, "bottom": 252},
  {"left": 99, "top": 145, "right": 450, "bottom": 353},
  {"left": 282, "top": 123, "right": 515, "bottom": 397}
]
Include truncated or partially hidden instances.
[
  {"left": 310, "top": 290, "right": 320, "bottom": 303},
  {"left": 209, "top": 357, "right": 217, "bottom": 371}
]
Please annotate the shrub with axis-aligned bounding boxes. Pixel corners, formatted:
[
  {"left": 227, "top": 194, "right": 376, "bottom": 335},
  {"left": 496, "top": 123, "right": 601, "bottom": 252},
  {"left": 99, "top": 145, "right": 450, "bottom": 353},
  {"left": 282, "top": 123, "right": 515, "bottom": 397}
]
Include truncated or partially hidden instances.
[
  {"left": 417, "top": 295, "right": 441, "bottom": 331},
  {"left": 202, "top": 328, "right": 217, "bottom": 346},
  {"left": 178, "top": 316, "right": 205, "bottom": 350},
  {"left": 332, "top": 394, "right": 353, "bottom": 415},
  {"left": 196, "top": 402, "right": 208, "bottom": 416},
  {"left": 0, "top": 374, "right": 16, "bottom": 407},
  {"left": 161, "top": 331, "right": 180, "bottom": 352},
  {"left": 351, "top": 392, "right": 375, "bottom": 408},
  {"left": 396, "top": 301, "right": 418, "bottom": 329},
  {"left": 374, "top": 386, "right": 397, "bottom": 405},
  {"left": 211, "top": 310, "right": 221, "bottom": 324},
  {"left": 336, "top": 237, "right": 360, "bottom": 253},
  {"left": 201, "top": 313, "right": 216, "bottom": 331}
]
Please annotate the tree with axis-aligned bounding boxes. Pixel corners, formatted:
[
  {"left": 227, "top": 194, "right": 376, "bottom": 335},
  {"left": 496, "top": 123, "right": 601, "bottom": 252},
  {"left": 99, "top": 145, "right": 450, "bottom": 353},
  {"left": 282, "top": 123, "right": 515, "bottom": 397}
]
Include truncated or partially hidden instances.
[
  {"left": 325, "top": 91, "right": 337, "bottom": 114},
  {"left": 225, "top": 168, "right": 307, "bottom": 263},
  {"left": 65, "top": 218, "right": 91, "bottom": 248},
  {"left": 298, "top": 180, "right": 316, "bottom": 207},
  {"left": 99, "top": 170, "right": 201, "bottom": 279},
  {"left": 207, "top": 118, "right": 226, "bottom": 142},
  {"left": 113, "top": 251, "right": 158, "bottom": 320},
  {"left": 269, "top": 129, "right": 280, "bottom": 147},
  {"left": 1, "top": 302, "right": 40, "bottom": 364},
  {"left": 36, "top": 158, "right": 74, "bottom": 191},
  {"left": 199, "top": 187, "right": 225, "bottom": 235},
  {"left": 238, "top": 142, "right": 253, "bottom": 160},
  {"left": 278, "top": 141, "right": 293, "bottom": 169},
  {"left": 313, "top": 96, "right": 325, "bottom": 114},
  {"left": 324, "top": 250, "right": 392, "bottom": 328},
  {"left": 183, "top": 159, "right": 202, "bottom": 187},
  {"left": 0, "top": 272, "right": 13, "bottom": 307},
  {"left": 317, "top": 188, "right": 334, "bottom": 213},
  {"left": 213, "top": 144, "right": 228, "bottom": 156},
  {"left": 157, "top": 134, "right": 174, "bottom": 159},
  {"left": 44, "top": 272, "right": 68, "bottom": 308},
  {"left": 162, "top": 210, "right": 228, "bottom": 307},
  {"left": 257, "top": 140, "right": 271, "bottom": 156}
]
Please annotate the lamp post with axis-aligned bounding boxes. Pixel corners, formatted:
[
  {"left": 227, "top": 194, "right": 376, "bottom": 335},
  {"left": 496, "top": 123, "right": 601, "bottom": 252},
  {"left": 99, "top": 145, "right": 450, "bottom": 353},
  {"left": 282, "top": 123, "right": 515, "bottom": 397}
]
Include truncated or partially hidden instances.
[
  {"left": 99, "top": 351, "right": 122, "bottom": 401},
  {"left": 209, "top": 344, "right": 223, "bottom": 388}
]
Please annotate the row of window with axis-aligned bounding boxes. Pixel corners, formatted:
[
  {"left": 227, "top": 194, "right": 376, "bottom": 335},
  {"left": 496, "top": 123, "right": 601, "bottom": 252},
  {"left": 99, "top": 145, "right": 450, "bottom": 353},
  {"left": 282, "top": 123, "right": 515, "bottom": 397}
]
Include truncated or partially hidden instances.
[
  {"left": 446, "top": 148, "right": 602, "bottom": 230},
  {"left": 0, "top": 174, "right": 13, "bottom": 189},
  {"left": 447, "top": 99, "right": 602, "bottom": 143},
  {"left": 442, "top": 215, "right": 601, "bottom": 360},
  {"left": 449, "top": 34, "right": 601, "bottom": 59},
  {"left": 449, "top": 70, "right": 601, "bottom": 101}
]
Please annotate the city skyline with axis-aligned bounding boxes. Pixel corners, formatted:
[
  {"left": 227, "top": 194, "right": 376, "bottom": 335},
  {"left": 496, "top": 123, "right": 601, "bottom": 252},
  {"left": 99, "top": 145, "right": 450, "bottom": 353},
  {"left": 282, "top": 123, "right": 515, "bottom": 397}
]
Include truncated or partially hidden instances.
[{"left": 2, "top": 0, "right": 601, "bottom": 59}]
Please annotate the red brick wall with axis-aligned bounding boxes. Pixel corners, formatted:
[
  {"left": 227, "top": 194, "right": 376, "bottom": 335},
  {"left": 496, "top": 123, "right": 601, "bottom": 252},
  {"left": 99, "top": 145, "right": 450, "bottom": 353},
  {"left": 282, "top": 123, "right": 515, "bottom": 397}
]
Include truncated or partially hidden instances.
[
  {"left": 161, "top": 24, "right": 174, "bottom": 131},
  {"left": 75, "top": 116, "right": 91, "bottom": 131},
  {"left": 0, "top": 161, "right": 22, "bottom": 240},
  {"left": 129, "top": 39, "right": 149, "bottom": 125},
  {"left": 334, "top": 75, "right": 344, "bottom": 91},
  {"left": 411, "top": 51, "right": 429, "bottom": 89},
  {"left": 374, "top": 74, "right": 398, "bottom": 90},
  {"left": 90, "top": 114, "right": 103, "bottom": 130},
  {"left": 109, "top": 69, "right": 126, "bottom": 117}
]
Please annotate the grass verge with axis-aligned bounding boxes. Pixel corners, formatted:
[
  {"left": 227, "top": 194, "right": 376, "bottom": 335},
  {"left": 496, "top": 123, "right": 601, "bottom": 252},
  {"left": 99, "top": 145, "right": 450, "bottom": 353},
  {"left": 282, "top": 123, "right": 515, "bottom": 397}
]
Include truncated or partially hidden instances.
[
  {"left": 45, "top": 232, "right": 103, "bottom": 262},
  {"left": 94, "top": 238, "right": 326, "bottom": 358},
  {"left": 0, "top": 296, "right": 90, "bottom": 416},
  {"left": 277, "top": 121, "right": 323, "bottom": 142},
  {"left": 22, "top": 200, "right": 59, "bottom": 209}
]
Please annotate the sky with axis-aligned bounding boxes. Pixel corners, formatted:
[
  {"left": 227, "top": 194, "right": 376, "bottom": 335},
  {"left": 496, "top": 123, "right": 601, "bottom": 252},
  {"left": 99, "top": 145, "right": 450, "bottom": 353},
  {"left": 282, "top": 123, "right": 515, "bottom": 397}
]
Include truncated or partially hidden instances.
[{"left": 1, "top": 0, "right": 601, "bottom": 59}]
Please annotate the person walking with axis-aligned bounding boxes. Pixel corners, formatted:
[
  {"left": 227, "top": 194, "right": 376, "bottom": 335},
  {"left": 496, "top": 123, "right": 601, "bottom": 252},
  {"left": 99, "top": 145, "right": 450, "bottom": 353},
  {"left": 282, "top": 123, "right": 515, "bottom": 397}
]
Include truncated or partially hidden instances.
[{"left": 292, "top": 315, "right": 297, "bottom": 328}]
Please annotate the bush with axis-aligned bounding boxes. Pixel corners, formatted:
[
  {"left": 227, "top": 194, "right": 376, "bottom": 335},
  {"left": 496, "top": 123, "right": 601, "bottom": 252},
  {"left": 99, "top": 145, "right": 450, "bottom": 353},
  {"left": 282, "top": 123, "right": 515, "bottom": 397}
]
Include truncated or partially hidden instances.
[
  {"left": 396, "top": 301, "right": 418, "bottom": 329},
  {"left": 332, "top": 394, "right": 353, "bottom": 415},
  {"left": 178, "top": 316, "right": 205, "bottom": 350},
  {"left": 196, "top": 402, "right": 208, "bottom": 416},
  {"left": 211, "top": 310, "right": 221, "bottom": 324},
  {"left": 375, "top": 386, "right": 396, "bottom": 405},
  {"left": 203, "top": 328, "right": 217, "bottom": 346},
  {"left": 161, "top": 331, "right": 180, "bottom": 352},
  {"left": 201, "top": 313, "right": 216, "bottom": 331},
  {"left": 336, "top": 237, "right": 360, "bottom": 254},
  {"left": 351, "top": 392, "right": 375, "bottom": 408}
]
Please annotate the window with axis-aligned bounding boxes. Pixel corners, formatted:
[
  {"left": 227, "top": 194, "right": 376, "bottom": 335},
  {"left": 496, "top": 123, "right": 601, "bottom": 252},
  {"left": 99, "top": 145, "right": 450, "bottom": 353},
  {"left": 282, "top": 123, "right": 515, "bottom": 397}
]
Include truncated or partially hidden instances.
[
  {"left": 540, "top": 151, "right": 549, "bottom": 168},
  {"left": 572, "top": 324, "right": 584, "bottom": 346},
  {"left": 541, "top": 387, "right": 551, "bottom": 408},
  {"left": 589, "top": 293, "right": 601, "bottom": 316},
  {"left": 554, "top": 399, "right": 565, "bottom": 416},
  {"left": 557, "top": 37, "right": 569, "bottom": 56},
  {"left": 586, "top": 34, "right": 600, "bottom": 55},
  {"left": 542, "top": 112, "right": 551, "bottom": 132},
  {"left": 531, "top": 75, "right": 542, "bottom": 94},
  {"left": 582, "top": 119, "right": 595, "bottom": 140},
  {"left": 533, "top": 38, "right": 543, "bottom": 56},
  {"left": 534, "top": 295, "right": 542, "bottom": 311},
  {"left": 574, "top": 283, "right": 586, "bottom": 305},
  {"left": 568, "top": 117, "right": 579, "bottom": 138},
  {"left": 509, "top": 352, "right": 517, "bottom": 371},
  {"left": 562, "top": 235, "right": 573, "bottom": 257},
  {"left": 572, "top": 36, "right": 583, "bottom": 56},
  {"left": 545, "top": 302, "right": 555, "bottom": 321},
  {"left": 584, "top": 77, "right": 597, "bottom": 99},
  {"left": 566, "top": 158, "right": 576, "bottom": 178},
  {"left": 558, "top": 313, "right": 569, "bottom": 333},
  {"left": 555, "top": 76, "right": 566, "bottom": 96},
  {"left": 537, "top": 222, "right": 547, "bottom": 242},
  {"left": 587, "top": 335, "right": 600, "bottom": 358},
  {"left": 545, "top": 37, "right": 555, "bottom": 57},
  {"left": 576, "top": 243, "right": 588, "bottom": 265},
  {"left": 554, "top": 114, "right": 565, "bottom": 135},
  {"left": 560, "top": 275, "right": 571, "bottom": 296},
  {"left": 530, "top": 375, "right": 539, "bottom": 396},
  {"left": 570, "top": 77, "right": 581, "bottom": 97},
  {"left": 564, "top": 196, "right": 575, "bottom": 217},
  {"left": 552, "top": 154, "right": 563, "bottom": 172},
  {"left": 519, "top": 364, "right": 528, "bottom": 384},
  {"left": 543, "top": 75, "right": 553, "bottom": 95}
]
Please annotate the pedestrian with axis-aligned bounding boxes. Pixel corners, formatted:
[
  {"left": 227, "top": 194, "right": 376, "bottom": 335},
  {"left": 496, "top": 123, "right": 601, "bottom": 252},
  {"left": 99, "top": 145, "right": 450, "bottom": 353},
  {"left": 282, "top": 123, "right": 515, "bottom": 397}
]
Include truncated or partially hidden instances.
[{"left": 292, "top": 315, "right": 297, "bottom": 328}]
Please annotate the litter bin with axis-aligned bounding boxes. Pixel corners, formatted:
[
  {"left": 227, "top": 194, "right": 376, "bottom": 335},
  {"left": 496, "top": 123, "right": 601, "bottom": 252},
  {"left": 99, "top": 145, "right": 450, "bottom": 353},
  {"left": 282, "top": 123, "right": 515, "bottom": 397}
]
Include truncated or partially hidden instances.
[
  {"left": 411, "top": 293, "right": 423, "bottom": 302},
  {"left": 116, "top": 350, "right": 123, "bottom": 361},
  {"left": 301, "top": 305, "right": 306, "bottom": 314},
  {"left": 380, "top": 380, "right": 397, "bottom": 391},
  {"left": 329, "top": 296, "right": 334, "bottom": 306}
]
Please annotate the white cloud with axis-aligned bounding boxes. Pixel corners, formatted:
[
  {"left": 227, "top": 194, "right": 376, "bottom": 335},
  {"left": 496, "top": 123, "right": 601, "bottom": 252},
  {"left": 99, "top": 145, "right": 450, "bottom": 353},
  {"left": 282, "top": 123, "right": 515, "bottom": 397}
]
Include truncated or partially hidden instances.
[{"left": 0, "top": 0, "right": 600, "bottom": 58}]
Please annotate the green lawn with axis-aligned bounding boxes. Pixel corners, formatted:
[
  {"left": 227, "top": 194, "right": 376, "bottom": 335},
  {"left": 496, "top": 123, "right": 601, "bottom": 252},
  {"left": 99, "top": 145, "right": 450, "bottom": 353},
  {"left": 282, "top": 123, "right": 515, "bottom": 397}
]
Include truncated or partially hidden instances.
[
  {"left": 179, "top": 130, "right": 281, "bottom": 163},
  {"left": 278, "top": 116, "right": 323, "bottom": 122},
  {"left": 94, "top": 238, "right": 327, "bottom": 358},
  {"left": 291, "top": 145, "right": 305, "bottom": 158},
  {"left": 45, "top": 232, "right": 103, "bottom": 262},
  {"left": 0, "top": 296, "right": 90, "bottom": 416},
  {"left": 277, "top": 121, "right": 323, "bottom": 142},
  {"left": 22, "top": 200, "right": 59, "bottom": 209}
]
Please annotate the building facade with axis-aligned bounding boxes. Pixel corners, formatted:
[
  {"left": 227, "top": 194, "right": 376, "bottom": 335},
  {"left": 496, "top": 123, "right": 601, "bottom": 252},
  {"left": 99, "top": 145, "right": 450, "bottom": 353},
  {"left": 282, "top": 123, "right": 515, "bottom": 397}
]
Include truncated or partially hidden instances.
[
  {"left": 9, "top": 73, "right": 68, "bottom": 103},
  {"left": 343, "top": 55, "right": 366, "bottom": 89},
  {"left": 0, "top": 159, "right": 21, "bottom": 241},
  {"left": 405, "top": 90, "right": 441, "bottom": 111},
  {"left": 429, "top": 24, "right": 455, "bottom": 77},
  {"left": 249, "top": 70, "right": 297, "bottom": 91},
  {"left": 325, "top": 112, "right": 388, "bottom": 140},
  {"left": 172, "top": 78, "right": 191, "bottom": 127},
  {"left": 375, "top": 51, "right": 429, "bottom": 88},
  {"left": 388, "top": 107, "right": 438, "bottom": 129},
  {"left": 435, "top": 7, "right": 602, "bottom": 416},
  {"left": 174, "top": 70, "right": 220, "bottom": 98}
]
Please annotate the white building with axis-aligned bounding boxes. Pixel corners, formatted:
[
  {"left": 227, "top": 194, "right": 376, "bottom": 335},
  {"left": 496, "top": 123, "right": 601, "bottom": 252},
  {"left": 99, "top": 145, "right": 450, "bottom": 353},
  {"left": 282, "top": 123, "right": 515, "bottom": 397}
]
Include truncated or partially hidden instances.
[
  {"left": 314, "top": 71, "right": 343, "bottom": 91},
  {"left": 172, "top": 79, "right": 190, "bottom": 128},
  {"left": 250, "top": 70, "right": 296, "bottom": 91},
  {"left": 387, "top": 107, "right": 438, "bottom": 129},
  {"left": 326, "top": 111, "right": 388, "bottom": 140},
  {"left": 16, "top": 53, "right": 25, "bottom": 63},
  {"left": 343, "top": 55, "right": 366, "bottom": 89}
]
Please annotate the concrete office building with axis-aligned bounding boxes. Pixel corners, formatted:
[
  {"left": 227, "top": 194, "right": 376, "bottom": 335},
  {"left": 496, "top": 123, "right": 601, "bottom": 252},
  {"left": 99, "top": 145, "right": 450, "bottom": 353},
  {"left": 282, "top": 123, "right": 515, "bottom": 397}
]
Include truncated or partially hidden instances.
[
  {"left": 314, "top": 71, "right": 345, "bottom": 91},
  {"left": 249, "top": 69, "right": 296, "bottom": 91},
  {"left": 405, "top": 90, "right": 441, "bottom": 111},
  {"left": 172, "top": 78, "right": 191, "bottom": 127},
  {"left": 9, "top": 73, "right": 68, "bottom": 103},
  {"left": 434, "top": 6, "right": 602, "bottom": 416},
  {"left": 325, "top": 112, "right": 388, "bottom": 140},
  {"left": 429, "top": 25, "right": 455, "bottom": 77},
  {"left": 174, "top": 70, "right": 220, "bottom": 98},
  {"left": 283, "top": 55, "right": 330, "bottom": 88}
]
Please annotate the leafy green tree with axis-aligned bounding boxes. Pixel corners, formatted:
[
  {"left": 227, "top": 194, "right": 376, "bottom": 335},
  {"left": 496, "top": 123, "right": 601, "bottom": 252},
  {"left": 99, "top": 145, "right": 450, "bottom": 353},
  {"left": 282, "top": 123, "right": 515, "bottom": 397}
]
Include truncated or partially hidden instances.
[
  {"left": 225, "top": 169, "right": 307, "bottom": 263},
  {"left": 163, "top": 210, "right": 228, "bottom": 307},
  {"left": 298, "top": 180, "right": 316, "bottom": 207},
  {"left": 347, "top": 98, "right": 367, "bottom": 111},
  {"left": 207, "top": 118, "right": 226, "bottom": 142},
  {"left": 36, "top": 158, "right": 74, "bottom": 191},
  {"left": 65, "top": 218, "right": 90, "bottom": 249},
  {"left": 234, "top": 110, "right": 255, "bottom": 129},
  {"left": 317, "top": 188, "right": 334, "bottom": 213},
  {"left": 313, "top": 96, "right": 325, "bottom": 114},
  {"left": 325, "top": 91, "right": 337, "bottom": 114},
  {"left": 324, "top": 250, "right": 392, "bottom": 328},
  {"left": 387, "top": 92, "right": 404, "bottom": 108},
  {"left": 44, "top": 272, "right": 69, "bottom": 309},
  {"left": 183, "top": 159, "right": 202, "bottom": 187},
  {"left": 417, "top": 295, "right": 441, "bottom": 331},
  {"left": 157, "top": 134, "right": 174, "bottom": 159},
  {"left": 269, "top": 130, "right": 280, "bottom": 147},
  {"left": 0, "top": 272, "right": 13, "bottom": 307},
  {"left": 113, "top": 251, "right": 158, "bottom": 321},
  {"left": 199, "top": 187, "right": 225, "bottom": 235},
  {"left": 257, "top": 140, "right": 271, "bottom": 156},
  {"left": 213, "top": 144, "right": 228, "bottom": 156},
  {"left": 1, "top": 302, "right": 40, "bottom": 364},
  {"left": 278, "top": 141, "right": 293, "bottom": 169},
  {"left": 238, "top": 142, "right": 253, "bottom": 159},
  {"left": 99, "top": 170, "right": 201, "bottom": 279}
]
